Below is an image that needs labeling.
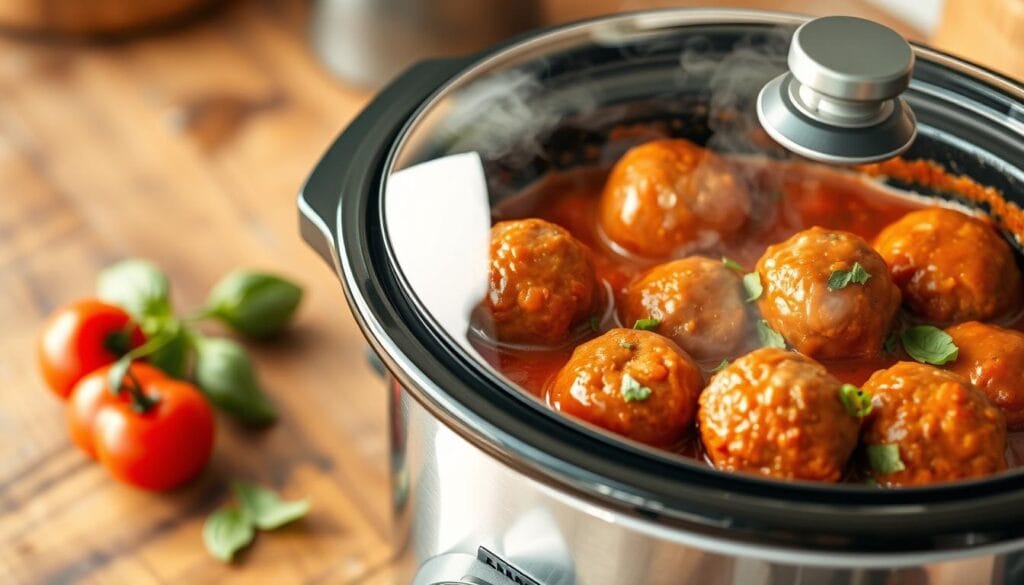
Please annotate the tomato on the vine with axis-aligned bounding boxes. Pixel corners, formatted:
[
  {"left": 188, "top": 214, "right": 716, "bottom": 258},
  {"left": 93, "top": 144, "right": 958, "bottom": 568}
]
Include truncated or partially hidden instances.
[
  {"left": 37, "top": 299, "right": 145, "bottom": 399},
  {"left": 94, "top": 376, "right": 215, "bottom": 491},
  {"left": 66, "top": 362, "right": 167, "bottom": 458}
]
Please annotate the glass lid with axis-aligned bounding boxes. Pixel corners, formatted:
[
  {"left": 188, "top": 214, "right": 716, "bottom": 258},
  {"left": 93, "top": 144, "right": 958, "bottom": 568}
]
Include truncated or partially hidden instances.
[{"left": 380, "top": 10, "right": 1024, "bottom": 492}]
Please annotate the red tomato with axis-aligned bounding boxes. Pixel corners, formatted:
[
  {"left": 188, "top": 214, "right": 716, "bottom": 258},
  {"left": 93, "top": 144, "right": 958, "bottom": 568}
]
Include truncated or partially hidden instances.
[
  {"left": 37, "top": 299, "right": 145, "bottom": 399},
  {"left": 94, "top": 377, "right": 215, "bottom": 491},
  {"left": 66, "top": 362, "right": 167, "bottom": 459}
]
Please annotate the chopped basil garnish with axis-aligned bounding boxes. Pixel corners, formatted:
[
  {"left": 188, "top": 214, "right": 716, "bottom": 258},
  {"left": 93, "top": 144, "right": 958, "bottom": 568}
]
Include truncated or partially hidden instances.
[
  {"left": 588, "top": 315, "right": 600, "bottom": 332},
  {"left": 620, "top": 373, "right": 652, "bottom": 402},
  {"left": 633, "top": 318, "right": 660, "bottom": 331},
  {"left": 839, "top": 383, "right": 873, "bottom": 418},
  {"left": 721, "top": 257, "right": 745, "bottom": 273},
  {"left": 742, "top": 272, "right": 763, "bottom": 302},
  {"left": 710, "top": 359, "right": 730, "bottom": 374},
  {"left": 618, "top": 340, "right": 637, "bottom": 350},
  {"left": 867, "top": 443, "right": 905, "bottom": 475},
  {"left": 828, "top": 262, "right": 872, "bottom": 290},
  {"left": 900, "top": 325, "right": 959, "bottom": 365},
  {"left": 756, "top": 320, "right": 786, "bottom": 349}
]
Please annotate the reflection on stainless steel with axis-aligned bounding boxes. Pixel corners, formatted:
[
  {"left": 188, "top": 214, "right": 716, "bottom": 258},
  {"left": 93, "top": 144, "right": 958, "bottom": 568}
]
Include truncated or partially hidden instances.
[
  {"left": 310, "top": 0, "right": 541, "bottom": 88},
  {"left": 395, "top": 381, "right": 1015, "bottom": 584}
]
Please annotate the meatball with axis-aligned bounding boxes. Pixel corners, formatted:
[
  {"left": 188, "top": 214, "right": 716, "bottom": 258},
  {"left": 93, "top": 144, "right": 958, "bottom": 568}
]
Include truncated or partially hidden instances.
[
  {"left": 946, "top": 322, "right": 1024, "bottom": 430},
  {"left": 756, "top": 227, "right": 901, "bottom": 359},
  {"left": 548, "top": 328, "right": 703, "bottom": 447},
  {"left": 621, "top": 256, "right": 750, "bottom": 362},
  {"left": 599, "top": 139, "right": 750, "bottom": 257},
  {"left": 862, "top": 362, "right": 1006, "bottom": 487},
  {"left": 482, "top": 218, "right": 599, "bottom": 345},
  {"left": 874, "top": 207, "right": 1023, "bottom": 323},
  {"left": 698, "top": 348, "right": 859, "bottom": 482}
]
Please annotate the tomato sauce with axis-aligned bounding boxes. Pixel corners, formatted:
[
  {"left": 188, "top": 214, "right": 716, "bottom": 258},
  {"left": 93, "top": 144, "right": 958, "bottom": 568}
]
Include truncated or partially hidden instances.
[{"left": 469, "top": 154, "right": 1024, "bottom": 472}]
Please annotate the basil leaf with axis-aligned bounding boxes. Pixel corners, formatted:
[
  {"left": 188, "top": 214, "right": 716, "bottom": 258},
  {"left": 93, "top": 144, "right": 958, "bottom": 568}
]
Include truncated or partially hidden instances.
[
  {"left": 97, "top": 259, "right": 171, "bottom": 320},
  {"left": 883, "top": 330, "right": 900, "bottom": 355},
  {"left": 721, "top": 257, "right": 745, "bottom": 273},
  {"left": 147, "top": 319, "right": 192, "bottom": 378},
  {"left": 207, "top": 272, "right": 303, "bottom": 339},
  {"left": 742, "top": 272, "right": 763, "bottom": 302},
  {"left": 633, "top": 318, "right": 660, "bottom": 331},
  {"left": 710, "top": 359, "right": 730, "bottom": 374},
  {"left": 756, "top": 320, "right": 786, "bottom": 349},
  {"left": 867, "top": 443, "right": 905, "bottom": 475},
  {"left": 203, "top": 506, "right": 255, "bottom": 562},
  {"left": 900, "top": 325, "right": 959, "bottom": 365},
  {"left": 828, "top": 262, "right": 872, "bottom": 291},
  {"left": 233, "top": 482, "right": 310, "bottom": 530},
  {"left": 850, "top": 262, "right": 872, "bottom": 285},
  {"left": 194, "top": 337, "right": 277, "bottom": 424},
  {"left": 839, "top": 383, "right": 873, "bottom": 417},
  {"left": 620, "top": 373, "right": 652, "bottom": 402}
]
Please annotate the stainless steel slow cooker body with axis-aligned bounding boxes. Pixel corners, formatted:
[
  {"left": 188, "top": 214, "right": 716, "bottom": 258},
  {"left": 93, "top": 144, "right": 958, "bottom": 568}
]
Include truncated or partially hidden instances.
[{"left": 299, "top": 10, "right": 1024, "bottom": 585}]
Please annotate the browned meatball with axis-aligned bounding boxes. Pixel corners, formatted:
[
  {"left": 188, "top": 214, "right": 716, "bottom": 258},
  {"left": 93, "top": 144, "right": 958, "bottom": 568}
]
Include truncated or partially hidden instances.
[
  {"left": 483, "top": 218, "right": 598, "bottom": 345},
  {"left": 548, "top": 328, "right": 703, "bottom": 447},
  {"left": 756, "top": 227, "right": 901, "bottom": 359},
  {"left": 946, "top": 322, "right": 1024, "bottom": 430},
  {"left": 698, "top": 348, "right": 859, "bottom": 482},
  {"left": 621, "top": 256, "right": 750, "bottom": 362},
  {"left": 598, "top": 139, "right": 750, "bottom": 257},
  {"left": 862, "top": 362, "right": 1006, "bottom": 487},
  {"left": 874, "top": 207, "right": 1023, "bottom": 323}
]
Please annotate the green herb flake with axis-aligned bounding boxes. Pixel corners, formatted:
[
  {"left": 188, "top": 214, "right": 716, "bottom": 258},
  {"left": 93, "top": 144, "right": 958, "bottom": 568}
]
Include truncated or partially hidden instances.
[
  {"left": 722, "top": 257, "right": 745, "bottom": 273},
  {"left": 588, "top": 315, "right": 600, "bottom": 332},
  {"left": 618, "top": 340, "right": 637, "bottom": 350},
  {"left": 883, "top": 330, "right": 900, "bottom": 355},
  {"left": 710, "top": 359, "right": 730, "bottom": 374},
  {"left": 756, "top": 320, "right": 786, "bottom": 349},
  {"left": 633, "top": 318, "right": 661, "bottom": 331},
  {"left": 742, "top": 272, "right": 763, "bottom": 302},
  {"left": 828, "top": 262, "right": 872, "bottom": 291},
  {"left": 203, "top": 507, "right": 255, "bottom": 563},
  {"left": 620, "top": 373, "right": 652, "bottom": 402},
  {"left": 233, "top": 482, "right": 310, "bottom": 530},
  {"left": 839, "top": 383, "right": 873, "bottom": 418},
  {"left": 867, "top": 443, "right": 905, "bottom": 475},
  {"left": 900, "top": 325, "right": 959, "bottom": 365}
]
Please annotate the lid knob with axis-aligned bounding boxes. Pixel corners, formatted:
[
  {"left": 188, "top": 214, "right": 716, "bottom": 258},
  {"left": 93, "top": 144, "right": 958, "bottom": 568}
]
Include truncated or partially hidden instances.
[{"left": 756, "top": 16, "right": 917, "bottom": 164}]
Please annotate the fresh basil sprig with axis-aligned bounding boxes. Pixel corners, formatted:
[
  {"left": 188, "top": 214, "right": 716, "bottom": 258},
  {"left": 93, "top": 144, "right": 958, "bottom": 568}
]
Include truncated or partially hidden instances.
[
  {"left": 900, "top": 325, "right": 959, "bottom": 365},
  {"left": 827, "top": 262, "right": 872, "bottom": 291},
  {"left": 867, "top": 443, "right": 905, "bottom": 475},
  {"left": 620, "top": 373, "right": 652, "bottom": 402},
  {"left": 756, "top": 320, "right": 786, "bottom": 349},
  {"left": 193, "top": 337, "right": 277, "bottom": 424},
  {"left": 204, "top": 482, "right": 309, "bottom": 562},
  {"left": 203, "top": 507, "right": 255, "bottom": 562},
  {"left": 742, "top": 272, "right": 763, "bottom": 302},
  {"left": 97, "top": 259, "right": 172, "bottom": 322},
  {"left": 205, "top": 271, "right": 303, "bottom": 339}
]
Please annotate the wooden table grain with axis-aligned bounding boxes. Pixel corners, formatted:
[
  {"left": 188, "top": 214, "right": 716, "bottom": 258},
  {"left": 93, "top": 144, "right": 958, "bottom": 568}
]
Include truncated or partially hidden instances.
[{"left": 0, "top": 1, "right": 1014, "bottom": 584}]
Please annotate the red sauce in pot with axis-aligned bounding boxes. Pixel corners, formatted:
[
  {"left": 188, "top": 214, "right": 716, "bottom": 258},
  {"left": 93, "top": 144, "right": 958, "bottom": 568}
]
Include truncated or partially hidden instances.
[{"left": 469, "top": 151, "right": 1024, "bottom": 479}]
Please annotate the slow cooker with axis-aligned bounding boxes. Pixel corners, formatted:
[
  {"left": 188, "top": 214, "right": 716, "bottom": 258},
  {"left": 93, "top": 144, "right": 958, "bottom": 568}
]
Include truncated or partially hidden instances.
[{"left": 298, "top": 10, "right": 1024, "bottom": 584}]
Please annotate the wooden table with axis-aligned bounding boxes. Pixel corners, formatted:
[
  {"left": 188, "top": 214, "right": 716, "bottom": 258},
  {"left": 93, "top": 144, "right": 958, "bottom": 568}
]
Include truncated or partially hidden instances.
[{"left": 0, "top": 1, "right": 1012, "bottom": 584}]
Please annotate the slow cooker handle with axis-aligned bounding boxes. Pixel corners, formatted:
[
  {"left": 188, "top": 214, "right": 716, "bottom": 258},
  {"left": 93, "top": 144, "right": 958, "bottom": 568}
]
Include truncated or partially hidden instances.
[{"left": 298, "top": 56, "right": 472, "bottom": 268}]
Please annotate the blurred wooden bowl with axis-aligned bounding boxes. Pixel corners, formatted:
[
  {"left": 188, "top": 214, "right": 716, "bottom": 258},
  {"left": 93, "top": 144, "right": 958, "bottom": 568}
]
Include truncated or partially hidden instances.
[{"left": 0, "top": 0, "right": 216, "bottom": 36}]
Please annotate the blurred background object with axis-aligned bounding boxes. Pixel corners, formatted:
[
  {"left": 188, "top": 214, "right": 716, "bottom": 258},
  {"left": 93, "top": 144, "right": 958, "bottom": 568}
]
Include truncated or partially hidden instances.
[
  {"left": 311, "top": 0, "right": 542, "bottom": 88},
  {"left": 0, "top": 0, "right": 217, "bottom": 35},
  {"left": 933, "top": 0, "right": 1024, "bottom": 80}
]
